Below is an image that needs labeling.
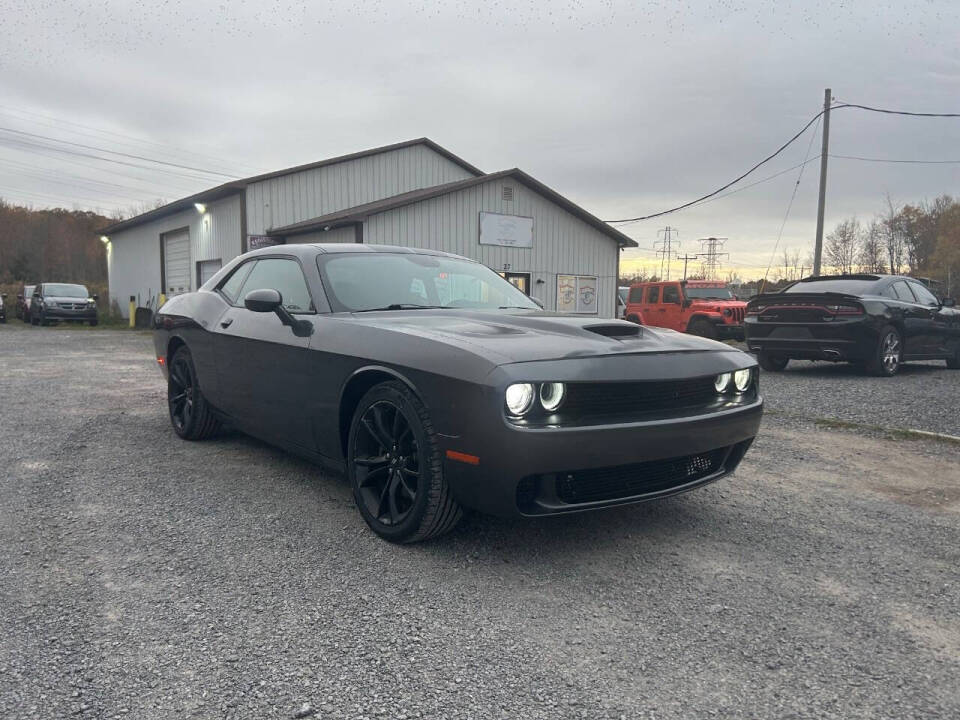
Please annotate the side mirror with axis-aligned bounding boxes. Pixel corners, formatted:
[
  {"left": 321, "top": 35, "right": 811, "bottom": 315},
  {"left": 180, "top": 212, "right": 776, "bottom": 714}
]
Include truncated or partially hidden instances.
[
  {"left": 943, "top": 297, "right": 956, "bottom": 307},
  {"left": 531, "top": 297, "right": 544, "bottom": 309},
  {"left": 243, "top": 288, "right": 312, "bottom": 337},
  {"left": 244, "top": 288, "right": 283, "bottom": 313}
]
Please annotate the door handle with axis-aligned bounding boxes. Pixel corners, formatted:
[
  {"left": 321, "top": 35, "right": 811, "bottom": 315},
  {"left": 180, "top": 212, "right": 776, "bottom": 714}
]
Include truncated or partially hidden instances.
[{"left": 220, "top": 318, "right": 234, "bottom": 329}]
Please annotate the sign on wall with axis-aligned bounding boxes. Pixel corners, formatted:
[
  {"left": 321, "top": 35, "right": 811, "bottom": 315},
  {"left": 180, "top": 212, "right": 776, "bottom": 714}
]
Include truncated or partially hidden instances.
[
  {"left": 248, "top": 235, "right": 280, "bottom": 250},
  {"left": 556, "top": 274, "right": 598, "bottom": 314},
  {"left": 479, "top": 212, "right": 533, "bottom": 248}
]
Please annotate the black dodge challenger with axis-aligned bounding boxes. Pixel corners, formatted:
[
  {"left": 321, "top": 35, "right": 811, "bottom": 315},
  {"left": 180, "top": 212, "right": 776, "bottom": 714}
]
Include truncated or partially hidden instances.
[
  {"left": 745, "top": 274, "right": 960, "bottom": 376},
  {"left": 153, "top": 244, "right": 763, "bottom": 542}
]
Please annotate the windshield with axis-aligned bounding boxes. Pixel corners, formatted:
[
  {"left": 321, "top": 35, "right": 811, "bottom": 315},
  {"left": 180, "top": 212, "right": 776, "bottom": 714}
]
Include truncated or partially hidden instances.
[
  {"left": 618, "top": 287, "right": 629, "bottom": 303},
  {"left": 684, "top": 286, "right": 733, "bottom": 300},
  {"left": 319, "top": 253, "right": 540, "bottom": 312},
  {"left": 783, "top": 279, "right": 879, "bottom": 295},
  {"left": 43, "top": 283, "right": 89, "bottom": 298}
]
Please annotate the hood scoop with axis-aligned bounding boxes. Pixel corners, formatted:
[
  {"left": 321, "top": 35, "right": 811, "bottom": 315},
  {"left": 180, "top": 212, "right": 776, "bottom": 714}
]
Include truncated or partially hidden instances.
[{"left": 583, "top": 323, "right": 641, "bottom": 338}]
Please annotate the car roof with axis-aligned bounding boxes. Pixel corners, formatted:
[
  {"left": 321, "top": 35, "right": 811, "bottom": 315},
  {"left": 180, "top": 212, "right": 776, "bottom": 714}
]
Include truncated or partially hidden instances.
[{"left": 241, "top": 242, "right": 475, "bottom": 263}]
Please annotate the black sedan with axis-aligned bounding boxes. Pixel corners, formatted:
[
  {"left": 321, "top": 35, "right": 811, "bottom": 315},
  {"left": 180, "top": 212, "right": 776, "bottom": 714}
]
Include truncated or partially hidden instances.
[
  {"left": 745, "top": 274, "right": 960, "bottom": 376},
  {"left": 153, "top": 244, "right": 763, "bottom": 542}
]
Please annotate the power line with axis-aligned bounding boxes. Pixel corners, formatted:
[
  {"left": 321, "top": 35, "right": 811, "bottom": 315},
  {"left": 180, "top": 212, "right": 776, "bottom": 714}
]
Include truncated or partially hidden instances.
[
  {"left": 829, "top": 153, "right": 960, "bottom": 164},
  {"left": 0, "top": 126, "right": 241, "bottom": 179},
  {"left": 605, "top": 101, "right": 960, "bottom": 224}
]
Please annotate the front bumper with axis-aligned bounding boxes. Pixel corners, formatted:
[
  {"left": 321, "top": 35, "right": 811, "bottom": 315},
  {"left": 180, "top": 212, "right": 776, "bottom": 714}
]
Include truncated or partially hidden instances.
[
  {"left": 713, "top": 323, "right": 745, "bottom": 340},
  {"left": 40, "top": 306, "right": 97, "bottom": 321},
  {"left": 441, "top": 399, "right": 763, "bottom": 518}
]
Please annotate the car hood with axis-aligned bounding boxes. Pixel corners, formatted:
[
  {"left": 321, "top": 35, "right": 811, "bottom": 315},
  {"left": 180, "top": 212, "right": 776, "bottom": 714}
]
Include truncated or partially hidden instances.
[{"left": 350, "top": 309, "right": 737, "bottom": 364}]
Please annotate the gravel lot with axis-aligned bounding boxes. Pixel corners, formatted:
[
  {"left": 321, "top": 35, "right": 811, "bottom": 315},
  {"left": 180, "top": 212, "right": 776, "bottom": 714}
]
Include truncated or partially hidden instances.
[{"left": 2, "top": 324, "right": 959, "bottom": 719}]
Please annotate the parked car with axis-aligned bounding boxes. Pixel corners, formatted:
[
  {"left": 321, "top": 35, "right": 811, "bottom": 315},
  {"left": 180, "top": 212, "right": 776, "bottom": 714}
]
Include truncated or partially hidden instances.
[
  {"left": 744, "top": 274, "right": 960, "bottom": 376},
  {"left": 30, "top": 283, "right": 99, "bottom": 326},
  {"left": 0, "top": 293, "right": 6, "bottom": 323},
  {"left": 16, "top": 284, "right": 36, "bottom": 322},
  {"left": 624, "top": 280, "right": 747, "bottom": 339},
  {"left": 153, "top": 244, "right": 763, "bottom": 543},
  {"left": 616, "top": 285, "right": 629, "bottom": 319}
]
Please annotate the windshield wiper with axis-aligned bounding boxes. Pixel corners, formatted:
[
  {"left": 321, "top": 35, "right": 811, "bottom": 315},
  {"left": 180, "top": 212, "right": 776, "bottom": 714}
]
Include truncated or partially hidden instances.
[
  {"left": 356, "top": 303, "right": 446, "bottom": 312},
  {"left": 498, "top": 305, "right": 533, "bottom": 309}
]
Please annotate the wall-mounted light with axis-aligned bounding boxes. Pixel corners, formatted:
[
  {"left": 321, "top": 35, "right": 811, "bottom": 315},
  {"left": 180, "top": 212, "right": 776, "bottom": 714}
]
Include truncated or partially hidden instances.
[
  {"left": 194, "top": 203, "right": 206, "bottom": 213},
  {"left": 100, "top": 235, "right": 110, "bottom": 244}
]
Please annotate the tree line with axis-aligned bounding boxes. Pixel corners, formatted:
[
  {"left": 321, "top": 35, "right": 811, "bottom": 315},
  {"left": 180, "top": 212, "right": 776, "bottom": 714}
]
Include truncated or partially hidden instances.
[
  {"left": 0, "top": 199, "right": 111, "bottom": 284},
  {"left": 825, "top": 194, "right": 959, "bottom": 290}
]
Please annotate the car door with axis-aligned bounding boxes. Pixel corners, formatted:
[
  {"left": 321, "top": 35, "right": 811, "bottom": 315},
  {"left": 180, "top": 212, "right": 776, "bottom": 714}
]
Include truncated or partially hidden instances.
[
  {"left": 660, "top": 283, "right": 684, "bottom": 331},
  {"left": 212, "top": 256, "right": 319, "bottom": 449},
  {"left": 885, "top": 280, "right": 929, "bottom": 355},
  {"left": 908, "top": 280, "right": 953, "bottom": 356}
]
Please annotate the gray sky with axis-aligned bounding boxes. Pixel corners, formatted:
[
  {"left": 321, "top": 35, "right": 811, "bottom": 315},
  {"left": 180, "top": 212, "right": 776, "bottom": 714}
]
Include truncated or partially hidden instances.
[{"left": 2, "top": 0, "right": 959, "bottom": 277}]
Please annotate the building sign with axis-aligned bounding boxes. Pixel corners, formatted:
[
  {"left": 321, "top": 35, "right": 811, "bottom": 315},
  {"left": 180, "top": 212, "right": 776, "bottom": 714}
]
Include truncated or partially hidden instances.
[
  {"left": 479, "top": 212, "right": 533, "bottom": 248},
  {"left": 248, "top": 235, "right": 280, "bottom": 250},
  {"left": 556, "top": 274, "right": 598, "bottom": 314}
]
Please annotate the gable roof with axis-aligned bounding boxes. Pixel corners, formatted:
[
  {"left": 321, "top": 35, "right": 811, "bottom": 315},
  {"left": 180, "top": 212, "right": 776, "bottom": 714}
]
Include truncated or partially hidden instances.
[
  {"left": 100, "top": 138, "right": 484, "bottom": 235},
  {"left": 270, "top": 168, "right": 638, "bottom": 248}
]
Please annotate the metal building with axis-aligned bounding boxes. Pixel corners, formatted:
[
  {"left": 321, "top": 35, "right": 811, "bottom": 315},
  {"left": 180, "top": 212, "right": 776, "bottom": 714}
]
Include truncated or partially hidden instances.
[{"left": 101, "top": 138, "right": 636, "bottom": 317}]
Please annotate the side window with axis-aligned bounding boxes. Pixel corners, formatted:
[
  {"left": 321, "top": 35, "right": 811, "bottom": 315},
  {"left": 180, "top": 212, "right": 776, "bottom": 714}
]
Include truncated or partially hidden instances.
[
  {"left": 891, "top": 281, "right": 915, "bottom": 303},
  {"left": 662, "top": 284, "right": 680, "bottom": 304},
  {"left": 218, "top": 261, "right": 255, "bottom": 304},
  {"left": 908, "top": 281, "right": 939, "bottom": 307},
  {"left": 238, "top": 258, "right": 314, "bottom": 313},
  {"left": 646, "top": 286, "right": 660, "bottom": 303},
  {"left": 628, "top": 286, "right": 644, "bottom": 303}
]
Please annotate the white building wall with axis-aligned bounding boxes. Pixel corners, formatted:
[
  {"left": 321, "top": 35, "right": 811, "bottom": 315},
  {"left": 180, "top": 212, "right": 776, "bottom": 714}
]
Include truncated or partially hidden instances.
[
  {"left": 363, "top": 179, "right": 620, "bottom": 317},
  {"left": 245, "top": 144, "right": 475, "bottom": 236},
  {"left": 106, "top": 193, "right": 241, "bottom": 315}
]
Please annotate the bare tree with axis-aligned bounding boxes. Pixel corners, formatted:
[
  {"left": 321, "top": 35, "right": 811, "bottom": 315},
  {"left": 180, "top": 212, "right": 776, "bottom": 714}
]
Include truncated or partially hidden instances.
[
  {"left": 858, "top": 220, "right": 887, "bottom": 273},
  {"left": 825, "top": 217, "right": 861, "bottom": 275},
  {"left": 882, "top": 194, "right": 906, "bottom": 275}
]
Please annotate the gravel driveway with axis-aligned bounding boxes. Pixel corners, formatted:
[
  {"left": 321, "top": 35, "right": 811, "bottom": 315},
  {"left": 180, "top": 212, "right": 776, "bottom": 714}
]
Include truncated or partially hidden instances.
[{"left": 2, "top": 325, "right": 959, "bottom": 719}]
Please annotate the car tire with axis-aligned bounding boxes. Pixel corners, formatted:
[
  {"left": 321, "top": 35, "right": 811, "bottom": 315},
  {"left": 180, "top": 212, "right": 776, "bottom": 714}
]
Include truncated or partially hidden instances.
[
  {"left": 866, "top": 325, "right": 902, "bottom": 377},
  {"left": 757, "top": 352, "right": 789, "bottom": 372},
  {"left": 946, "top": 346, "right": 960, "bottom": 369},
  {"left": 347, "top": 381, "right": 462, "bottom": 544},
  {"left": 167, "top": 346, "right": 220, "bottom": 440},
  {"left": 688, "top": 319, "right": 717, "bottom": 339}
]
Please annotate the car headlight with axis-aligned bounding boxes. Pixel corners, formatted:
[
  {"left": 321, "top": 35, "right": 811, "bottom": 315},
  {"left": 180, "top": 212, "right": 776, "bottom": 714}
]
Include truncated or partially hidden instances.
[
  {"left": 539, "top": 382, "right": 565, "bottom": 412},
  {"left": 714, "top": 372, "right": 732, "bottom": 393},
  {"left": 723, "top": 308, "right": 732, "bottom": 316},
  {"left": 734, "top": 368, "right": 752, "bottom": 392},
  {"left": 505, "top": 383, "right": 535, "bottom": 416}
]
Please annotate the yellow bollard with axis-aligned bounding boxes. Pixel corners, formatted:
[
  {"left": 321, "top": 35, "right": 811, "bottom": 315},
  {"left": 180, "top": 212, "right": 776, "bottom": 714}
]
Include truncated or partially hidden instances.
[
  {"left": 129, "top": 296, "right": 136, "bottom": 328},
  {"left": 158, "top": 293, "right": 166, "bottom": 309}
]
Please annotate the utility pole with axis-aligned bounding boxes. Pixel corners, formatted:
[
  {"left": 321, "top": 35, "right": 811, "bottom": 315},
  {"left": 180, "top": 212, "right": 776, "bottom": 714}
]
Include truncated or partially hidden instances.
[
  {"left": 813, "top": 88, "right": 832, "bottom": 276},
  {"left": 678, "top": 254, "right": 698, "bottom": 281},
  {"left": 655, "top": 226, "right": 679, "bottom": 280}
]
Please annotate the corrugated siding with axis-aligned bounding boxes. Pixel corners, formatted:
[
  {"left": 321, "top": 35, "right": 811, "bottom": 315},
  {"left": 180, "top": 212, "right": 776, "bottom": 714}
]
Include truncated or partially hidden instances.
[
  {"left": 290, "top": 226, "right": 356, "bottom": 244},
  {"left": 363, "top": 179, "right": 619, "bottom": 317},
  {"left": 245, "top": 144, "right": 475, "bottom": 235},
  {"left": 106, "top": 193, "right": 242, "bottom": 315}
]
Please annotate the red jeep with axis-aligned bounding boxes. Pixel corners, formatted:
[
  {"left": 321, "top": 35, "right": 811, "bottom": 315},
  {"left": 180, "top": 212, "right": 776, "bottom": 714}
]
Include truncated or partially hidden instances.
[{"left": 624, "top": 280, "right": 747, "bottom": 340}]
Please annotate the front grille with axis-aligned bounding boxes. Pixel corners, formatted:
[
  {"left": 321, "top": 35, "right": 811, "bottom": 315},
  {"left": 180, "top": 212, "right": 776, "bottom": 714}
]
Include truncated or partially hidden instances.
[
  {"left": 560, "top": 377, "right": 718, "bottom": 418},
  {"left": 58, "top": 302, "right": 87, "bottom": 310},
  {"left": 555, "top": 448, "right": 727, "bottom": 504},
  {"left": 730, "top": 307, "right": 745, "bottom": 324}
]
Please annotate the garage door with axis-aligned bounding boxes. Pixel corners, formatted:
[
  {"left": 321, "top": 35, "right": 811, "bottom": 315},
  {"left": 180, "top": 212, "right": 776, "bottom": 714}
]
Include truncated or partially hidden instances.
[{"left": 163, "top": 230, "right": 191, "bottom": 297}]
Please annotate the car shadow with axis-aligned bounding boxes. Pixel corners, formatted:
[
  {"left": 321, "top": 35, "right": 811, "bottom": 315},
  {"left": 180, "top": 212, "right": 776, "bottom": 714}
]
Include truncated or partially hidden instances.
[{"left": 767, "top": 360, "right": 945, "bottom": 379}]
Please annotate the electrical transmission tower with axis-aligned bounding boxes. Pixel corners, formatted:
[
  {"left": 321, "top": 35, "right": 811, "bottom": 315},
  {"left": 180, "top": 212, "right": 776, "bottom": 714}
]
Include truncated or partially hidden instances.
[
  {"left": 654, "top": 226, "right": 680, "bottom": 280},
  {"left": 697, "top": 237, "right": 729, "bottom": 280}
]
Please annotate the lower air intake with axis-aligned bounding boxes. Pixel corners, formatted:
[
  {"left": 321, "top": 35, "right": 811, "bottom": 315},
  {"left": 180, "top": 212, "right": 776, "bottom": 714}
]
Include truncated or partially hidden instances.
[{"left": 555, "top": 448, "right": 727, "bottom": 504}]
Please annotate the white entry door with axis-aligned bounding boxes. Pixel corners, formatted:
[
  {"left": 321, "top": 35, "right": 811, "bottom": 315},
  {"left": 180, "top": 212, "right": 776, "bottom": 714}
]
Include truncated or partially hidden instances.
[{"left": 163, "top": 230, "right": 191, "bottom": 297}]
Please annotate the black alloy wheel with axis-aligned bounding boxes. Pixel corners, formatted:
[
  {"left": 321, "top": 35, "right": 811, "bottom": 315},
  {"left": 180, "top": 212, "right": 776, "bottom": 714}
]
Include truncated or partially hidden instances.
[
  {"left": 348, "top": 382, "right": 462, "bottom": 543},
  {"left": 867, "top": 325, "right": 902, "bottom": 377},
  {"left": 757, "top": 352, "right": 789, "bottom": 372},
  {"left": 167, "top": 346, "right": 220, "bottom": 440}
]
